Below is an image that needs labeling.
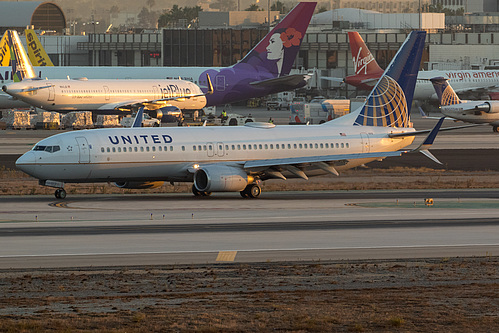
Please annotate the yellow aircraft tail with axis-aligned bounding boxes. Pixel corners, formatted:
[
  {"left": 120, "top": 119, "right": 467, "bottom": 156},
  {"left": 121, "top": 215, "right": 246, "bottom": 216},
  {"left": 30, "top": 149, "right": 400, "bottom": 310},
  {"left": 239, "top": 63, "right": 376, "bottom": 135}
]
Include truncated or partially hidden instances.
[
  {"left": 0, "top": 31, "right": 10, "bottom": 66},
  {"left": 24, "top": 29, "right": 54, "bottom": 66}
]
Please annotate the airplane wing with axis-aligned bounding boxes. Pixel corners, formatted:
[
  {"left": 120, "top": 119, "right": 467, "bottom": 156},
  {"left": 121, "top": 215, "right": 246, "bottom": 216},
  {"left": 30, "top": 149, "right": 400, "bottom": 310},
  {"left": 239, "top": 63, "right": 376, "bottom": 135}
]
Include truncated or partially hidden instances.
[
  {"left": 242, "top": 150, "right": 409, "bottom": 179},
  {"left": 250, "top": 74, "right": 311, "bottom": 88}
]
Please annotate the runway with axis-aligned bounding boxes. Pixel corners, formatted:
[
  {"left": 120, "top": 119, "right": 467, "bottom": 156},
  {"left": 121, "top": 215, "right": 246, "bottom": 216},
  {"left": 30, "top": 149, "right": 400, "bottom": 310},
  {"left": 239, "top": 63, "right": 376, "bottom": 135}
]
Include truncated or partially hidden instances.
[{"left": 1, "top": 191, "right": 498, "bottom": 268}]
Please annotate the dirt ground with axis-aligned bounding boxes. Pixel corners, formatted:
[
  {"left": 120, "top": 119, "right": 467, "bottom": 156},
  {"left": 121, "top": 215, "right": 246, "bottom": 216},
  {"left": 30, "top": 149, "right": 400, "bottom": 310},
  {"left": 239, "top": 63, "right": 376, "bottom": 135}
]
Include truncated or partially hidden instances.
[
  {"left": 1, "top": 167, "right": 498, "bottom": 331},
  {"left": 0, "top": 257, "right": 497, "bottom": 332}
]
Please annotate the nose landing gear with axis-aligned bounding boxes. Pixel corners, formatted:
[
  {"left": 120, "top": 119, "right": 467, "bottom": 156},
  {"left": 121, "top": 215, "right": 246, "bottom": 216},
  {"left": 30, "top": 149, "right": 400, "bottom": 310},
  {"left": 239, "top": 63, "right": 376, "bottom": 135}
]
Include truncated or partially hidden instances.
[{"left": 54, "top": 188, "right": 67, "bottom": 199}]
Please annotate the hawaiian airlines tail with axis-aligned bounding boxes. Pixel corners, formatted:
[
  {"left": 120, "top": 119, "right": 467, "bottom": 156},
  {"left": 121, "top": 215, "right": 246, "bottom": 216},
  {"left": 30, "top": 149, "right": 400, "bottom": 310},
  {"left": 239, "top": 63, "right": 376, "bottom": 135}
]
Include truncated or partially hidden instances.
[
  {"left": 7, "top": 30, "right": 38, "bottom": 82},
  {"left": 24, "top": 29, "right": 54, "bottom": 66},
  {"left": 429, "top": 77, "right": 462, "bottom": 106},
  {"left": 0, "top": 32, "right": 9, "bottom": 67},
  {"left": 238, "top": 2, "right": 315, "bottom": 78},
  {"left": 348, "top": 30, "right": 426, "bottom": 127}
]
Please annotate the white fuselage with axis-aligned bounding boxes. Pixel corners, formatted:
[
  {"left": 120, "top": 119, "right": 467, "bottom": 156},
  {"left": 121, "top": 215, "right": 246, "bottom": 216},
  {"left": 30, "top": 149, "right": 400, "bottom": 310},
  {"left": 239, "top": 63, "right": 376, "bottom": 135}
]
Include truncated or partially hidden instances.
[
  {"left": 0, "top": 66, "right": 214, "bottom": 109},
  {"left": 3, "top": 78, "right": 206, "bottom": 112},
  {"left": 16, "top": 121, "right": 415, "bottom": 184},
  {"left": 415, "top": 69, "right": 499, "bottom": 100},
  {"left": 440, "top": 101, "right": 499, "bottom": 126}
]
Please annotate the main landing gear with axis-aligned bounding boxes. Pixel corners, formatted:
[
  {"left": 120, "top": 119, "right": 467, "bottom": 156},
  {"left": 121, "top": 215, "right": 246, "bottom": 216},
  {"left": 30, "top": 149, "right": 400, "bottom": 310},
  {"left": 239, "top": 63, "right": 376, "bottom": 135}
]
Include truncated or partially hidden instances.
[
  {"left": 192, "top": 185, "right": 211, "bottom": 197},
  {"left": 240, "top": 184, "right": 261, "bottom": 198},
  {"left": 54, "top": 188, "right": 67, "bottom": 199}
]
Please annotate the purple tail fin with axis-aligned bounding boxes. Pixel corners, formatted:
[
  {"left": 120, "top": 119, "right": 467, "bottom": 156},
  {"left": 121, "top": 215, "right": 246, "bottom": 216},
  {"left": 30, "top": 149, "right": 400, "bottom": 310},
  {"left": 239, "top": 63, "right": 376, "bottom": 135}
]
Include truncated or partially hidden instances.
[{"left": 236, "top": 2, "right": 316, "bottom": 77}]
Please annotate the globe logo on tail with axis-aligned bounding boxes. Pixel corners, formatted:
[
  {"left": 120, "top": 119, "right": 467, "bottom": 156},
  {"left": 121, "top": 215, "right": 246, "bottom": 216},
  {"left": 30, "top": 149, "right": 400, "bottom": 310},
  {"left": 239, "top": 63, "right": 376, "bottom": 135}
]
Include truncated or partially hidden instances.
[
  {"left": 354, "top": 76, "right": 409, "bottom": 127},
  {"left": 441, "top": 85, "right": 461, "bottom": 106}
]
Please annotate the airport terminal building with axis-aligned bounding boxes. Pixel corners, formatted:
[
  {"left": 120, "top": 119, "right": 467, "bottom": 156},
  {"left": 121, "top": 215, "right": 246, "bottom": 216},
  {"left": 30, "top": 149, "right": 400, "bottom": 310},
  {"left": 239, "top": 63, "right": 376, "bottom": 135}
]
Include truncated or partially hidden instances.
[{"left": 1, "top": 1, "right": 499, "bottom": 97}]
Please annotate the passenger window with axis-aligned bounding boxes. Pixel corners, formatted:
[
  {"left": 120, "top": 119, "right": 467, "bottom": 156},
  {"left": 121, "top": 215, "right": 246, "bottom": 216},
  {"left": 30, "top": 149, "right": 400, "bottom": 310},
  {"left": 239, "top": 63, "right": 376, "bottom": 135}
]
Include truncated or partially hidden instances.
[
  {"left": 159, "top": 146, "right": 162, "bottom": 151},
  {"left": 304, "top": 144, "right": 308, "bottom": 149},
  {"left": 170, "top": 146, "right": 173, "bottom": 151},
  {"left": 315, "top": 143, "right": 319, "bottom": 148},
  {"left": 237, "top": 144, "right": 241, "bottom": 150},
  {"left": 140, "top": 147, "right": 144, "bottom": 152},
  {"left": 232, "top": 145, "right": 235, "bottom": 150},
  {"left": 198, "top": 145, "right": 202, "bottom": 151},
  {"left": 118, "top": 147, "right": 121, "bottom": 152},
  {"left": 101, "top": 147, "right": 104, "bottom": 153},
  {"left": 341, "top": 143, "right": 344, "bottom": 148},
  {"left": 203, "top": 145, "right": 207, "bottom": 151},
  {"left": 107, "top": 147, "right": 110, "bottom": 153},
  {"left": 276, "top": 144, "right": 279, "bottom": 149},
  {"left": 325, "top": 143, "right": 329, "bottom": 148},
  {"left": 225, "top": 145, "right": 229, "bottom": 150},
  {"left": 336, "top": 143, "right": 339, "bottom": 148},
  {"left": 193, "top": 145, "right": 197, "bottom": 151},
  {"left": 270, "top": 144, "right": 273, "bottom": 149},
  {"left": 320, "top": 143, "right": 323, "bottom": 148},
  {"left": 152, "top": 146, "right": 156, "bottom": 152},
  {"left": 248, "top": 145, "right": 252, "bottom": 150},
  {"left": 299, "top": 144, "right": 302, "bottom": 149},
  {"left": 243, "top": 144, "right": 246, "bottom": 150},
  {"left": 282, "top": 144, "right": 285, "bottom": 149},
  {"left": 264, "top": 144, "right": 268, "bottom": 149},
  {"left": 346, "top": 143, "right": 349, "bottom": 148},
  {"left": 293, "top": 144, "right": 297, "bottom": 149},
  {"left": 112, "top": 147, "right": 116, "bottom": 153},
  {"left": 134, "top": 147, "right": 138, "bottom": 152},
  {"left": 146, "top": 147, "right": 150, "bottom": 152},
  {"left": 123, "top": 147, "right": 127, "bottom": 152},
  {"left": 164, "top": 146, "right": 167, "bottom": 151},
  {"left": 182, "top": 146, "right": 185, "bottom": 151},
  {"left": 259, "top": 144, "right": 263, "bottom": 149}
]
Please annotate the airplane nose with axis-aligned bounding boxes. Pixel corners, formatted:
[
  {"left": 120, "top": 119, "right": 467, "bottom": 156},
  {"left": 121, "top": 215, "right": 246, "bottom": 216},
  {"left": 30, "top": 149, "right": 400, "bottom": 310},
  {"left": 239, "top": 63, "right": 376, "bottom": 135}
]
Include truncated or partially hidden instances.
[{"left": 15, "top": 151, "right": 36, "bottom": 172}]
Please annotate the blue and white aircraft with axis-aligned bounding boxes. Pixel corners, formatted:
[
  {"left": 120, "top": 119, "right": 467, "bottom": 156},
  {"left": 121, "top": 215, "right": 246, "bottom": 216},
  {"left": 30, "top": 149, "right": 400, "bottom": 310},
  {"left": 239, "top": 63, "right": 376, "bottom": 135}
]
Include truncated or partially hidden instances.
[{"left": 16, "top": 31, "right": 443, "bottom": 199}]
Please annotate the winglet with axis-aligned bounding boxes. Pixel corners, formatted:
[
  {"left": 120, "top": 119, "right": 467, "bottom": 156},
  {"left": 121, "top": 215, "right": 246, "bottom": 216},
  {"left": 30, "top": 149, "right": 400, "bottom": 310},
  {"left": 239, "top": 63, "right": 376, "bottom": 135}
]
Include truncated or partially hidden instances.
[
  {"left": 411, "top": 117, "right": 445, "bottom": 164},
  {"left": 131, "top": 108, "right": 144, "bottom": 128},
  {"left": 206, "top": 74, "right": 214, "bottom": 95}
]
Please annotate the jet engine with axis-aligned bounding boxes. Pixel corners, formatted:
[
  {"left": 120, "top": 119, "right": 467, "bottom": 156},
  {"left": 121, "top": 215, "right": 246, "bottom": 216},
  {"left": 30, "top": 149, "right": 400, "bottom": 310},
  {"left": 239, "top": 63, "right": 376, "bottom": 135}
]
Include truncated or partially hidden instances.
[
  {"left": 147, "top": 109, "right": 163, "bottom": 119},
  {"left": 114, "top": 181, "right": 164, "bottom": 189},
  {"left": 474, "top": 101, "right": 499, "bottom": 113},
  {"left": 194, "top": 165, "right": 251, "bottom": 192}
]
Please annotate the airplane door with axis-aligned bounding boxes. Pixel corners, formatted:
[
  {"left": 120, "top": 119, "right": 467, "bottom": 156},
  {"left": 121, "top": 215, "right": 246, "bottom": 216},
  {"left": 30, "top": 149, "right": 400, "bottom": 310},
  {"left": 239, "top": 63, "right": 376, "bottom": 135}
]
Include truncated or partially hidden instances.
[
  {"left": 75, "top": 137, "right": 90, "bottom": 163},
  {"left": 215, "top": 75, "right": 225, "bottom": 91},
  {"left": 207, "top": 142, "right": 214, "bottom": 157},
  {"left": 153, "top": 86, "right": 160, "bottom": 99},
  {"left": 360, "top": 133, "right": 370, "bottom": 153},
  {"left": 47, "top": 83, "right": 55, "bottom": 101},
  {"left": 103, "top": 86, "right": 110, "bottom": 100},
  {"left": 216, "top": 142, "right": 225, "bottom": 157}
]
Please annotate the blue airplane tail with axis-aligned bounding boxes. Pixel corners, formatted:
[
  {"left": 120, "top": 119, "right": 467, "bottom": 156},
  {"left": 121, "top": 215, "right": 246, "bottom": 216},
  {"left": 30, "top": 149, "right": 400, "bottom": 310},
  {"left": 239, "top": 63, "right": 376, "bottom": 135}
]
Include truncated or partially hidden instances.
[
  {"left": 353, "top": 31, "right": 426, "bottom": 127},
  {"left": 429, "top": 76, "right": 461, "bottom": 106},
  {"left": 7, "top": 30, "right": 37, "bottom": 82}
]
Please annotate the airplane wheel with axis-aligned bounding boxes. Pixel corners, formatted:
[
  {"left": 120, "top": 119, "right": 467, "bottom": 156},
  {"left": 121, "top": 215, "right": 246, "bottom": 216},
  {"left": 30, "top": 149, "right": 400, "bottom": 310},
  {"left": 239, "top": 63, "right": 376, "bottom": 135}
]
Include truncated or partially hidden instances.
[
  {"left": 493, "top": 126, "right": 499, "bottom": 133},
  {"left": 192, "top": 185, "right": 203, "bottom": 197},
  {"left": 247, "top": 184, "right": 261, "bottom": 198},
  {"left": 55, "top": 188, "right": 66, "bottom": 199},
  {"left": 201, "top": 191, "right": 212, "bottom": 197},
  {"left": 240, "top": 189, "right": 249, "bottom": 198}
]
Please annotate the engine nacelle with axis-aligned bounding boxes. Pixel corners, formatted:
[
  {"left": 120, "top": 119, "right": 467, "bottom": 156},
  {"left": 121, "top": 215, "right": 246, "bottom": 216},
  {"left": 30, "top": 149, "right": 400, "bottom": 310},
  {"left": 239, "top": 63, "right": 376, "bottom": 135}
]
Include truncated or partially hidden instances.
[
  {"left": 480, "top": 101, "right": 499, "bottom": 114},
  {"left": 194, "top": 165, "right": 250, "bottom": 192},
  {"left": 483, "top": 101, "right": 499, "bottom": 113},
  {"left": 147, "top": 109, "right": 163, "bottom": 119},
  {"left": 114, "top": 181, "right": 164, "bottom": 189}
]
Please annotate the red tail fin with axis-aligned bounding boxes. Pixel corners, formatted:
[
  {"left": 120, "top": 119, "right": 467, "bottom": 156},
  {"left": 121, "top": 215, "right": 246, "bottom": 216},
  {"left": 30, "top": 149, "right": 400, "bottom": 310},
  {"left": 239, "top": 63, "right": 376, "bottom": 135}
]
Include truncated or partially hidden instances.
[{"left": 348, "top": 32, "right": 383, "bottom": 76}]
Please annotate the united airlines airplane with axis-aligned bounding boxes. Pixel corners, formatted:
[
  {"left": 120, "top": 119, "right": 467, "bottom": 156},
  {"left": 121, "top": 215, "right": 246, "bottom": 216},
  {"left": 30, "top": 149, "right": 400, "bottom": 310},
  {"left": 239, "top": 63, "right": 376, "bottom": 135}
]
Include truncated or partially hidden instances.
[
  {"left": 0, "top": 2, "right": 316, "bottom": 110},
  {"left": 430, "top": 76, "right": 499, "bottom": 132},
  {"left": 16, "top": 31, "right": 439, "bottom": 199}
]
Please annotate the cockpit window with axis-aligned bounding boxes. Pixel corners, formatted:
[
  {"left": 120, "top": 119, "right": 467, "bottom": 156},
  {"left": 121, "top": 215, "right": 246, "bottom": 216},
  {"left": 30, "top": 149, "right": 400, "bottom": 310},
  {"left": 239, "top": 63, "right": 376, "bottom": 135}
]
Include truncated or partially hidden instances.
[{"left": 33, "top": 145, "right": 60, "bottom": 153}]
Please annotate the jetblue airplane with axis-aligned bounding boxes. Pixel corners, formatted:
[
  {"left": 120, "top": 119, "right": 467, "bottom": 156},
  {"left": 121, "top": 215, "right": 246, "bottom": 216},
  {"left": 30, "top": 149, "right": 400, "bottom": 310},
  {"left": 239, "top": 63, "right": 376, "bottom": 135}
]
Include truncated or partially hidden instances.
[
  {"left": 430, "top": 77, "right": 499, "bottom": 132},
  {"left": 17, "top": 31, "right": 440, "bottom": 199},
  {"left": 0, "top": 2, "right": 316, "bottom": 110},
  {"left": 2, "top": 30, "right": 212, "bottom": 116}
]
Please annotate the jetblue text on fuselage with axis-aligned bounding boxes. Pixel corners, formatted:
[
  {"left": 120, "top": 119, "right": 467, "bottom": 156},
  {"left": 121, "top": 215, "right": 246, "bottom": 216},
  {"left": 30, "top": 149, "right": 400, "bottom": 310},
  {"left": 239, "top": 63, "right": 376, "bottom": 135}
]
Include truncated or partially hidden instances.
[
  {"left": 159, "top": 84, "right": 191, "bottom": 98},
  {"left": 108, "top": 134, "right": 173, "bottom": 145}
]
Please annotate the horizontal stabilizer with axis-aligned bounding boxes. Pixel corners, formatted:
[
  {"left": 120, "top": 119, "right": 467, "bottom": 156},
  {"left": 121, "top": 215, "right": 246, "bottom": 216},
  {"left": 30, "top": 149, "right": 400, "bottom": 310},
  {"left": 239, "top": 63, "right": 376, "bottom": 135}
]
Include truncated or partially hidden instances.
[{"left": 250, "top": 74, "right": 311, "bottom": 87}]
